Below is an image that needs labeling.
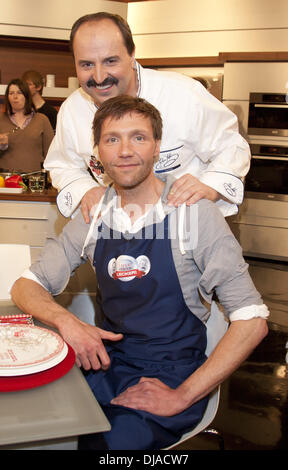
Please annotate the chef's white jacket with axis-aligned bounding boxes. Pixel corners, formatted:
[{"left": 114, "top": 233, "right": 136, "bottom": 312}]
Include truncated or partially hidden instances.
[{"left": 44, "top": 62, "right": 250, "bottom": 217}]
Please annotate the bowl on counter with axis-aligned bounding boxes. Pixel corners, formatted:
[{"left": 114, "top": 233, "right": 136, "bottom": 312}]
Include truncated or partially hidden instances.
[
  {"left": 0, "top": 173, "right": 23, "bottom": 193},
  {"left": 0, "top": 171, "right": 48, "bottom": 192},
  {"left": 0, "top": 171, "right": 25, "bottom": 193},
  {"left": 0, "top": 172, "right": 12, "bottom": 179}
]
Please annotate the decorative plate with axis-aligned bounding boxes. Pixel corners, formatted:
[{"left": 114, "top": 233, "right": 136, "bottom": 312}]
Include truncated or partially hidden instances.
[{"left": 0, "top": 325, "right": 67, "bottom": 376}]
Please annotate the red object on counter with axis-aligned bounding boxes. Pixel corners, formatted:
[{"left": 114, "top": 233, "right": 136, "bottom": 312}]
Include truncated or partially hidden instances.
[
  {"left": 0, "top": 343, "right": 75, "bottom": 392},
  {"left": 5, "top": 175, "right": 27, "bottom": 189},
  {"left": 0, "top": 314, "right": 33, "bottom": 325}
]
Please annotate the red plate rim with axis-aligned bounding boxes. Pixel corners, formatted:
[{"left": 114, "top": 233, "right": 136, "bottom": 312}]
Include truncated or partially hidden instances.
[{"left": 0, "top": 344, "right": 75, "bottom": 392}]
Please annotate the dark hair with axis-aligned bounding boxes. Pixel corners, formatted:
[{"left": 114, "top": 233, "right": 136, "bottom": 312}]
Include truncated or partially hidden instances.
[
  {"left": 22, "top": 70, "right": 44, "bottom": 94},
  {"left": 5, "top": 78, "right": 34, "bottom": 116},
  {"left": 93, "top": 95, "right": 162, "bottom": 146},
  {"left": 70, "top": 12, "right": 135, "bottom": 56}
]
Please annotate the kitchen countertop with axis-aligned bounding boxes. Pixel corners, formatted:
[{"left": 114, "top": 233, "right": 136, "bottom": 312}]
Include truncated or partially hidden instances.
[
  {"left": 0, "top": 188, "right": 58, "bottom": 202},
  {"left": 0, "top": 364, "right": 111, "bottom": 449}
]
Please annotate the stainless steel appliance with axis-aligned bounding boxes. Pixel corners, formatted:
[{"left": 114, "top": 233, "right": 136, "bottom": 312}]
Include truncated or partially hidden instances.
[
  {"left": 223, "top": 65, "right": 288, "bottom": 261},
  {"left": 248, "top": 92, "right": 288, "bottom": 138},
  {"left": 228, "top": 143, "right": 288, "bottom": 262},
  {"left": 245, "top": 143, "right": 288, "bottom": 197}
]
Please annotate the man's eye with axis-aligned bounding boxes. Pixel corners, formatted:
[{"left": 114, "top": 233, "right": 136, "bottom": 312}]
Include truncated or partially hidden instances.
[
  {"left": 135, "top": 135, "right": 144, "bottom": 141},
  {"left": 106, "top": 58, "right": 118, "bottom": 65}
]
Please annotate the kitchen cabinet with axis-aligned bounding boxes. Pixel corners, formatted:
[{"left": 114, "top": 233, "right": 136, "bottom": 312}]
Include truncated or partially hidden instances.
[
  {"left": 228, "top": 194, "right": 288, "bottom": 262},
  {"left": 0, "top": 198, "right": 65, "bottom": 259},
  {"left": 0, "top": 35, "right": 75, "bottom": 88}
]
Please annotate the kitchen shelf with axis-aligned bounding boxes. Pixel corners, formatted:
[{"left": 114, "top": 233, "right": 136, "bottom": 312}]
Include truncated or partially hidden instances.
[
  {"left": 0, "top": 84, "right": 72, "bottom": 99},
  {"left": 138, "top": 51, "right": 288, "bottom": 68}
]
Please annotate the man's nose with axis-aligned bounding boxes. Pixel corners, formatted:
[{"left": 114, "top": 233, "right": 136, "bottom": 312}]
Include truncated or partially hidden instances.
[
  {"left": 119, "top": 138, "right": 133, "bottom": 157},
  {"left": 92, "top": 64, "right": 107, "bottom": 85}
]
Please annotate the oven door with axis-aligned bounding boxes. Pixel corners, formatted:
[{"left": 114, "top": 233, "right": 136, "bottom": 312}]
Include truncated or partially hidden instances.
[
  {"left": 228, "top": 145, "right": 288, "bottom": 262},
  {"left": 248, "top": 93, "right": 288, "bottom": 138},
  {"left": 245, "top": 155, "right": 288, "bottom": 198}
]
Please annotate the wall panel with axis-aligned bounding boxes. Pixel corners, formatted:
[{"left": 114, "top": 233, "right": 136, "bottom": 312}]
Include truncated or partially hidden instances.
[
  {"left": 0, "top": 0, "right": 127, "bottom": 39},
  {"left": 128, "top": 0, "right": 288, "bottom": 58},
  {"left": 133, "top": 29, "right": 288, "bottom": 59}
]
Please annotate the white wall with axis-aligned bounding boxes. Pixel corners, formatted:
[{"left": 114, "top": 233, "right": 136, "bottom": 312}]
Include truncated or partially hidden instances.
[
  {"left": 0, "top": 0, "right": 287, "bottom": 57},
  {"left": 0, "top": 0, "right": 127, "bottom": 39},
  {"left": 128, "top": 0, "right": 288, "bottom": 58}
]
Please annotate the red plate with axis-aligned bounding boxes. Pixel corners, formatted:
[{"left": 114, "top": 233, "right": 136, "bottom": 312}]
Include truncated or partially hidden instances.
[{"left": 0, "top": 344, "right": 75, "bottom": 392}]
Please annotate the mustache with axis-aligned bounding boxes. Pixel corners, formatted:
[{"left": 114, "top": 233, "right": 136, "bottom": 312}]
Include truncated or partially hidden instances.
[{"left": 86, "top": 77, "right": 119, "bottom": 88}]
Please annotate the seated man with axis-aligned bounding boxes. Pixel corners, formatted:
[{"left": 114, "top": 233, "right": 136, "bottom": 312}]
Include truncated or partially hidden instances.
[{"left": 11, "top": 96, "right": 269, "bottom": 451}]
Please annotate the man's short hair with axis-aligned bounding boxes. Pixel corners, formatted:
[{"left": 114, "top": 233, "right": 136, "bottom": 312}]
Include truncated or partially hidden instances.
[
  {"left": 70, "top": 12, "right": 135, "bottom": 56},
  {"left": 22, "top": 70, "right": 44, "bottom": 95},
  {"left": 93, "top": 95, "right": 163, "bottom": 146}
]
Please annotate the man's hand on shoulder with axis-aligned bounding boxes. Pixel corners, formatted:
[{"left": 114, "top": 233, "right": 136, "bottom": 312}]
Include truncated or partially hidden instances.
[
  {"left": 81, "top": 186, "right": 106, "bottom": 223},
  {"left": 167, "top": 174, "right": 220, "bottom": 206}
]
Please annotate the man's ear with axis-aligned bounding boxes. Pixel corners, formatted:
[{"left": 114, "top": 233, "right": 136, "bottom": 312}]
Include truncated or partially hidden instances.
[
  {"left": 153, "top": 140, "right": 161, "bottom": 163},
  {"left": 131, "top": 51, "right": 137, "bottom": 70}
]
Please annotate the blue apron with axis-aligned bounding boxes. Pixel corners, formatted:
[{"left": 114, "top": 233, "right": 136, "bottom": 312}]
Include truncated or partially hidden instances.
[{"left": 86, "top": 215, "right": 208, "bottom": 450}]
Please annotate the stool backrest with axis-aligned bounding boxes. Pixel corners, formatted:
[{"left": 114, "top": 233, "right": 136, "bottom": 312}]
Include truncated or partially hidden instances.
[{"left": 0, "top": 244, "right": 31, "bottom": 301}]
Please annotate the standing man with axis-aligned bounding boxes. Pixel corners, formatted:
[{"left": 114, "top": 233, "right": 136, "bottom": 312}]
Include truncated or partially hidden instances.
[
  {"left": 44, "top": 12, "right": 250, "bottom": 221},
  {"left": 22, "top": 70, "right": 58, "bottom": 131},
  {"left": 12, "top": 96, "right": 268, "bottom": 450}
]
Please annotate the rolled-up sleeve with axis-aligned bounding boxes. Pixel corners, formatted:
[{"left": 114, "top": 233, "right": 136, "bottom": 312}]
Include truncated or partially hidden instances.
[{"left": 193, "top": 199, "right": 269, "bottom": 321}]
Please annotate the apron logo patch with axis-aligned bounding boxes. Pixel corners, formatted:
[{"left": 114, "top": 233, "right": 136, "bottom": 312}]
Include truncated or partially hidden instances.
[{"left": 108, "top": 255, "right": 151, "bottom": 282}]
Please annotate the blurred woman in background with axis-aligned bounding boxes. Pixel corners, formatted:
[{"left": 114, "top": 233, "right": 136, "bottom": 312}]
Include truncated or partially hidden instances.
[
  {"left": 0, "top": 78, "right": 54, "bottom": 172},
  {"left": 22, "top": 70, "right": 58, "bottom": 131}
]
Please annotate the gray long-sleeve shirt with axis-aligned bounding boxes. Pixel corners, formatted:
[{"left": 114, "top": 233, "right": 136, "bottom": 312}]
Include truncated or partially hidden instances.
[{"left": 24, "top": 178, "right": 268, "bottom": 324}]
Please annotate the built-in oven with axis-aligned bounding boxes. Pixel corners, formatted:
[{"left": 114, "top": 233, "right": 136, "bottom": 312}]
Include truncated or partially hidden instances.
[
  {"left": 248, "top": 92, "right": 288, "bottom": 138},
  {"left": 228, "top": 143, "right": 288, "bottom": 262},
  {"left": 245, "top": 143, "right": 288, "bottom": 197}
]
